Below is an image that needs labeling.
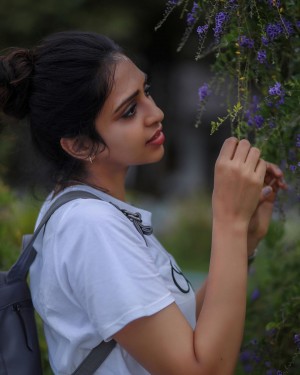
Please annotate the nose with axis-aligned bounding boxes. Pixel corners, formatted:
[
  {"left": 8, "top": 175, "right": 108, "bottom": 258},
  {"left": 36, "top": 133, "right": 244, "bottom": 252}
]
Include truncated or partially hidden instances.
[{"left": 145, "top": 98, "right": 164, "bottom": 126}]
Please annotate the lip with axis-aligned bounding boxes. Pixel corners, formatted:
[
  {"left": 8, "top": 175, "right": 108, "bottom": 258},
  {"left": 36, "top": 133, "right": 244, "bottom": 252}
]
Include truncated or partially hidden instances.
[{"left": 146, "top": 127, "right": 165, "bottom": 146}]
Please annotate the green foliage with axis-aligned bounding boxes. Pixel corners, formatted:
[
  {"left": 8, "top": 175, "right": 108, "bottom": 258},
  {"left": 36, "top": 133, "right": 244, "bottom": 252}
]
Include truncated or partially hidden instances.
[
  {"left": 0, "top": 180, "right": 51, "bottom": 373},
  {"left": 159, "top": 193, "right": 212, "bottom": 272},
  {"left": 0, "top": 180, "right": 40, "bottom": 268},
  {"left": 237, "top": 214, "right": 300, "bottom": 374},
  {"left": 211, "top": 101, "right": 243, "bottom": 135},
  {"left": 158, "top": 0, "right": 300, "bottom": 191}
]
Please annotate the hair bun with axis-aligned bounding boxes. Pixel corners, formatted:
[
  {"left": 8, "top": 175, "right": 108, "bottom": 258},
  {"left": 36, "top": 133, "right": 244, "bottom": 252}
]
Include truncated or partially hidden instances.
[{"left": 0, "top": 48, "right": 34, "bottom": 119}]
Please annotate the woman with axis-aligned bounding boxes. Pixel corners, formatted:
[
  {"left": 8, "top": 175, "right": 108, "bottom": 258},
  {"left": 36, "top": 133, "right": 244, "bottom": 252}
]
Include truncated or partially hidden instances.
[{"left": 0, "top": 31, "right": 286, "bottom": 375}]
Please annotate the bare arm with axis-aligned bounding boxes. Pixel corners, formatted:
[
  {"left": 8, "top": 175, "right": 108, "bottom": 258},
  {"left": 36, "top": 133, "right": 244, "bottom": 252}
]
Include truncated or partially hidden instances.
[
  {"left": 113, "top": 138, "right": 266, "bottom": 375},
  {"left": 195, "top": 279, "right": 207, "bottom": 317},
  {"left": 196, "top": 160, "right": 287, "bottom": 317}
]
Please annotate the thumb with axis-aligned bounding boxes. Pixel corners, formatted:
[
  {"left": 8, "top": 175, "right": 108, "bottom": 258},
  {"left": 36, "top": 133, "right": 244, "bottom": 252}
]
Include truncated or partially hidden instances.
[{"left": 259, "top": 186, "right": 273, "bottom": 202}]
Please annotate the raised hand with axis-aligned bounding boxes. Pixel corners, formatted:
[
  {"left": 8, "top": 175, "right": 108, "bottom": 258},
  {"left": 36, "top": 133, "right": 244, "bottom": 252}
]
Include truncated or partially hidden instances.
[{"left": 212, "top": 137, "right": 267, "bottom": 229}]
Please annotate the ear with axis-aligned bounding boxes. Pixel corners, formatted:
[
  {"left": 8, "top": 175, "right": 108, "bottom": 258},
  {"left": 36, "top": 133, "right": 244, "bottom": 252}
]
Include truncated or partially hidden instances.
[{"left": 60, "top": 136, "right": 93, "bottom": 161}]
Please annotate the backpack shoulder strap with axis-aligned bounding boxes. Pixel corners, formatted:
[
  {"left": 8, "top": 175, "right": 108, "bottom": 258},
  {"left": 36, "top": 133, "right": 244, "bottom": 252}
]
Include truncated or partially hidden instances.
[
  {"left": 7, "top": 191, "right": 101, "bottom": 283},
  {"left": 8, "top": 190, "right": 116, "bottom": 373},
  {"left": 71, "top": 340, "right": 116, "bottom": 375}
]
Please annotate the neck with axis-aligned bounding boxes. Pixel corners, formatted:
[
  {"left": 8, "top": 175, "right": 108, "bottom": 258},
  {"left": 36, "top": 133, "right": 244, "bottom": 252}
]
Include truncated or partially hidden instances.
[{"left": 73, "top": 167, "right": 128, "bottom": 202}]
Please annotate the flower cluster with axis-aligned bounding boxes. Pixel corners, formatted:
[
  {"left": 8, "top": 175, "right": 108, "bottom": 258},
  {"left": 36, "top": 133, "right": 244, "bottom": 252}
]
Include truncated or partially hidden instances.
[
  {"left": 239, "top": 35, "right": 255, "bottom": 48},
  {"left": 257, "top": 49, "right": 267, "bottom": 64},
  {"left": 198, "top": 82, "right": 210, "bottom": 102},
  {"left": 187, "top": 2, "right": 200, "bottom": 25},
  {"left": 268, "top": 82, "right": 285, "bottom": 107},
  {"left": 245, "top": 96, "right": 269, "bottom": 129},
  {"left": 214, "top": 11, "right": 228, "bottom": 40},
  {"left": 294, "top": 334, "right": 300, "bottom": 349},
  {"left": 157, "top": 1, "right": 300, "bottom": 371},
  {"left": 196, "top": 24, "right": 209, "bottom": 36}
]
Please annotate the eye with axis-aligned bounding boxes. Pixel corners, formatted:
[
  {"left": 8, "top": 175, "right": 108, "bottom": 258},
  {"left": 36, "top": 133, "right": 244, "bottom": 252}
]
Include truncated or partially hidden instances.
[
  {"left": 144, "top": 83, "right": 151, "bottom": 97},
  {"left": 122, "top": 103, "right": 137, "bottom": 118}
]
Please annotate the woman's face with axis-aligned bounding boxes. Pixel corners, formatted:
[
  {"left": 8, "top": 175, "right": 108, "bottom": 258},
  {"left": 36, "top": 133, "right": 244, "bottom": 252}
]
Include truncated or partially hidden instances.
[{"left": 94, "top": 56, "right": 165, "bottom": 171}]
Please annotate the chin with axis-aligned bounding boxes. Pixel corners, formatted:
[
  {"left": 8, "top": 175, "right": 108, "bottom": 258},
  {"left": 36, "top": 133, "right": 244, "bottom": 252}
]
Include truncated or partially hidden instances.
[
  {"left": 149, "top": 147, "right": 165, "bottom": 164},
  {"left": 135, "top": 148, "right": 165, "bottom": 166}
]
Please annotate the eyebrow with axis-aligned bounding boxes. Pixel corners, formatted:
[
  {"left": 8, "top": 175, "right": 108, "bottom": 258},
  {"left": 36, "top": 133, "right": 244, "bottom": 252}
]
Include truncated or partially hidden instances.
[{"left": 113, "top": 74, "right": 148, "bottom": 114}]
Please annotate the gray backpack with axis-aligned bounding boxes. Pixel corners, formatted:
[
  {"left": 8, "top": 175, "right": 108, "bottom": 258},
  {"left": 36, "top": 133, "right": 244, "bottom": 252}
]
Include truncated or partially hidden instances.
[{"left": 0, "top": 191, "right": 116, "bottom": 375}]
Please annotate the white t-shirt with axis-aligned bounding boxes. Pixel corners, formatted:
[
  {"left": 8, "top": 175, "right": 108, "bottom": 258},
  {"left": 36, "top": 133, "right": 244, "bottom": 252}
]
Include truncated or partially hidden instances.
[{"left": 30, "top": 185, "right": 196, "bottom": 375}]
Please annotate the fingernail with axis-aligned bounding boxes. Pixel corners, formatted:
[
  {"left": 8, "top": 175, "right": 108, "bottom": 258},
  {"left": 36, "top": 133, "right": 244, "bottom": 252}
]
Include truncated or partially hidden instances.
[{"left": 262, "top": 186, "right": 273, "bottom": 196}]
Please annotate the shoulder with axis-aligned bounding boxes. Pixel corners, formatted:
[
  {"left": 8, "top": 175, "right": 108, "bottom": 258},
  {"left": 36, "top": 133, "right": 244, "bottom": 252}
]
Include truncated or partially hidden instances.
[
  {"left": 45, "top": 197, "right": 149, "bottom": 248},
  {"left": 53, "top": 198, "right": 133, "bottom": 232},
  {"left": 60, "top": 198, "right": 120, "bottom": 221}
]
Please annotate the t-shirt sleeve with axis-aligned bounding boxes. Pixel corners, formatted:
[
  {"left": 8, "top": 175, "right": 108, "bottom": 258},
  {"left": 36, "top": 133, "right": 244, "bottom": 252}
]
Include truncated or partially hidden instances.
[{"left": 53, "top": 200, "right": 175, "bottom": 340}]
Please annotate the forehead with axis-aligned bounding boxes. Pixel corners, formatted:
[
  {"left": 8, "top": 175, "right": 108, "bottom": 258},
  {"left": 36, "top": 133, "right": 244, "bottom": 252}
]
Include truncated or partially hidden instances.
[{"left": 106, "top": 57, "right": 144, "bottom": 107}]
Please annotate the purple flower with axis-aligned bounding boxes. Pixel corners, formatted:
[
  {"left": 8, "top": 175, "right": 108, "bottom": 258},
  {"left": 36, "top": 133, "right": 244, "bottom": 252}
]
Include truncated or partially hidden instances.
[
  {"left": 240, "top": 350, "right": 252, "bottom": 362},
  {"left": 268, "top": 0, "right": 280, "bottom": 6},
  {"left": 262, "top": 36, "right": 269, "bottom": 45},
  {"left": 277, "top": 96, "right": 285, "bottom": 105},
  {"left": 238, "top": 35, "right": 255, "bottom": 48},
  {"left": 214, "top": 12, "right": 228, "bottom": 39},
  {"left": 269, "top": 121, "right": 276, "bottom": 129},
  {"left": 197, "top": 24, "right": 209, "bottom": 35},
  {"left": 297, "top": 21, "right": 300, "bottom": 28},
  {"left": 269, "top": 82, "right": 284, "bottom": 96},
  {"left": 282, "top": 18, "right": 294, "bottom": 36},
  {"left": 251, "top": 287, "right": 261, "bottom": 301},
  {"left": 296, "top": 134, "right": 300, "bottom": 148},
  {"left": 254, "top": 115, "right": 264, "bottom": 128},
  {"left": 187, "top": 2, "right": 200, "bottom": 25},
  {"left": 289, "top": 149, "right": 296, "bottom": 161},
  {"left": 294, "top": 333, "right": 300, "bottom": 344},
  {"left": 198, "top": 83, "right": 210, "bottom": 102},
  {"left": 268, "top": 82, "right": 286, "bottom": 107},
  {"left": 257, "top": 49, "right": 267, "bottom": 63},
  {"left": 266, "top": 23, "right": 283, "bottom": 41},
  {"left": 245, "top": 96, "right": 261, "bottom": 126},
  {"left": 289, "top": 165, "right": 297, "bottom": 172}
]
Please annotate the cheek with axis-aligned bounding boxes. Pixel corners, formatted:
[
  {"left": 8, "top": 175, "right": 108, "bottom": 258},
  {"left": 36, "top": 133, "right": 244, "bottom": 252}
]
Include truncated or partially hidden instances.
[{"left": 106, "top": 126, "right": 143, "bottom": 152}]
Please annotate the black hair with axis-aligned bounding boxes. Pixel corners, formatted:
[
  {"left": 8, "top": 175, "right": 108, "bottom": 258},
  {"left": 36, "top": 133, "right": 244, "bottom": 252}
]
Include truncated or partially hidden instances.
[{"left": 0, "top": 31, "right": 123, "bottom": 189}]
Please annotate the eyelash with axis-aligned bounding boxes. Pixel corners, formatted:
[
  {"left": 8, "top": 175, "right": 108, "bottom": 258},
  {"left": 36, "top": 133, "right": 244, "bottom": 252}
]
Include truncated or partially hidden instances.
[{"left": 122, "top": 83, "right": 151, "bottom": 119}]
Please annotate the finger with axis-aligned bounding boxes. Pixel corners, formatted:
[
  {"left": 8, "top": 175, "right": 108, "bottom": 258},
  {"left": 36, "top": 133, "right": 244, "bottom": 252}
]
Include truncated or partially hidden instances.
[
  {"left": 269, "top": 178, "right": 288, "bottom": 191},
  {"left": 218, "top": 137, "right": 239, "bottom": 160},
  {"left": 233, "top": 139, "right": 251, "bottom": 162},
  {"left": 259, "top": 186, "right": 274, "bottom": 203},
  {"left": 255, "top": 159, "right": 267, "bottom": 183},
  {"left": 278, "top": 178, "right": 288, "bottom": 190},
  {"left": 245, "top": 146, "right": 261, "bottom": 170},
  {"left": 266, "top": 162, "right": 283, "bottom": 178},
  {"left": 265, "top": 175, "right": 288, "bottom": 190},
  {"left": 264, "top": 163, "right": 288, "bottom": 190},
  {"left": 266, "top": 161, "right": 283, "bottom": 177}
]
